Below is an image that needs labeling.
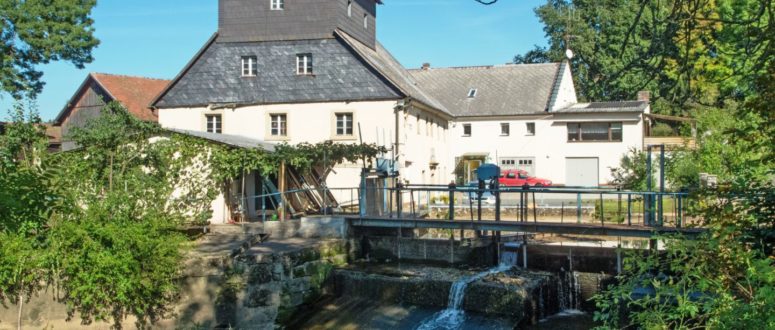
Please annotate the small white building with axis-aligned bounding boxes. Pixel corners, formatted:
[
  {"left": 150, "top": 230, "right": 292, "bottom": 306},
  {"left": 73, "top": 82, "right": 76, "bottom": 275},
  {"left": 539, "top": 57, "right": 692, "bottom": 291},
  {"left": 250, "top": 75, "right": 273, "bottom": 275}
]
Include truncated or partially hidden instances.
[
  {"left": 410, "top": 62, "right": 650, "bottom": 187},
  {"left": 150, "top": 0, "right": 651, "bottom": 223}
]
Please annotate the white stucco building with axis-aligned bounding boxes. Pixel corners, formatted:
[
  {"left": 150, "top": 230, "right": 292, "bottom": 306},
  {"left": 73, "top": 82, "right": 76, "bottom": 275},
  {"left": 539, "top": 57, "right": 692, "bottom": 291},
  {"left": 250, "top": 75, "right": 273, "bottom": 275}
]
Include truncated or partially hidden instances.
[{"left": 151, "top": 0, "right": 651, "bottom": 223}]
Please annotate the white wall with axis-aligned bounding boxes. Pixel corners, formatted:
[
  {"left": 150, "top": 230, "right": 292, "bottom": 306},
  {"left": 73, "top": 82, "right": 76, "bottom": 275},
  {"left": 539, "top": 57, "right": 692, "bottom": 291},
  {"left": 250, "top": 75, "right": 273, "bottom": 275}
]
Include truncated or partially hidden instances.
[
  {"left": 158, "top": 100, "right": 452, "bottom": 222},
  {"left": 450, "top": 111, "right": 645, "bottom": 186}
]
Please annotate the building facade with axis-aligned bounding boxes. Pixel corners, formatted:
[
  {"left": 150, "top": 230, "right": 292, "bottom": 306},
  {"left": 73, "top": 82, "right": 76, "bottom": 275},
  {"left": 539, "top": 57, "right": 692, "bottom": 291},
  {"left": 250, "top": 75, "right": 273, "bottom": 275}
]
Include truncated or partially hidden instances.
[{"left": 151, "top": 0, "right": 651, "bottom": 223}]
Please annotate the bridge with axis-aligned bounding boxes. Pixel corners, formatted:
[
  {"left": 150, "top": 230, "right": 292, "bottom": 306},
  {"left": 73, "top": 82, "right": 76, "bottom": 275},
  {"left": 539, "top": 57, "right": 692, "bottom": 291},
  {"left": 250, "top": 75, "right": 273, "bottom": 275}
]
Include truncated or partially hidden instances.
[{"left": 346, "top": 216, "right": 705, "bottom": 239}]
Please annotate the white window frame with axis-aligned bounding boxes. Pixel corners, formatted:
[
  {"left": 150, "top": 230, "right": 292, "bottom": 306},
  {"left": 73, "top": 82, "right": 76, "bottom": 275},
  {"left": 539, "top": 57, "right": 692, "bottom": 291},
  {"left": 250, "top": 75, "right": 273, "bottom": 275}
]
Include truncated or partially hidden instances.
[
  {"left": 270, "top": 0, "right": 284, "bottom": 10},
  {"left": 206, "top": 114, "right": 222, "bottom": 134},
  {"left": 500, "top": 123, "right": 510, "bottom": 136},
  {"left": 468, "top": 88, "right": 477, "bottom": 98},
  {"left": 462, "top": 123, "right": 471, "bottom": 137},
  {"left": 363, "top": 14, "right": 368, "bottom": 28},
  {"left": 335, "top": 113, "right": 354, "bottom": 136},
  {"left": 270, "top": 114, "right": 287, "bottom": 137},
  {"left": 347, "top": 1, "right": 352, "bottom": 17},
  {"left": 526, "top": 122, "right": 536, "bottom": 136},
  {"left": 296, "top": 53, "right": 313, "bottom": 75},
  {"left": 241, "top": 56, "right": 257, "bottom": 77}
]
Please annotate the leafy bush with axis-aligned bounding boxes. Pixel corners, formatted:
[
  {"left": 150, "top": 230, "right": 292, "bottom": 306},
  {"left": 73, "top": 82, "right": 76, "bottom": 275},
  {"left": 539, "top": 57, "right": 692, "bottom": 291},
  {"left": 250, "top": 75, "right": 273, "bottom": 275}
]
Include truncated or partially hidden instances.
[{"left": 651, "top": 122, "right": 676, "bottom": 137}]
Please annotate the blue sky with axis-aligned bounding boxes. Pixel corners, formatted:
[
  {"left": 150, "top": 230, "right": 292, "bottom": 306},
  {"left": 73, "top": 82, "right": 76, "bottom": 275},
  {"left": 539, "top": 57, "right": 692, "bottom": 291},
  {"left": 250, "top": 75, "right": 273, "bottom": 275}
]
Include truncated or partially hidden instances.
[{"left": 1, "top": 0, "right": 548, "bottom": 121}]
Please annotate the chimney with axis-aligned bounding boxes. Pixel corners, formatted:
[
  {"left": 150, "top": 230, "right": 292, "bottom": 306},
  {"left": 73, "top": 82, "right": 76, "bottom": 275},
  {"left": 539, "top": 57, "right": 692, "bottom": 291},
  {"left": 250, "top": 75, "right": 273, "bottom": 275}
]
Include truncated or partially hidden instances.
[
  {"left": 421, "top": 63, "right": 431, "bottom": 71},
  {"left": 637, "top": 90, "right": 651, "bottom": 103}
]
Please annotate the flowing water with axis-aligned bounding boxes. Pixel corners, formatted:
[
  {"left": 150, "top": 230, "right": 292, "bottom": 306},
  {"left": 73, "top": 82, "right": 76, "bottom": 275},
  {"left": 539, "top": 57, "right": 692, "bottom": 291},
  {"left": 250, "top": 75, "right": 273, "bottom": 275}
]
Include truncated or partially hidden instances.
[{"left": 415, "top": 264, "right": 512, "bottom": 330}]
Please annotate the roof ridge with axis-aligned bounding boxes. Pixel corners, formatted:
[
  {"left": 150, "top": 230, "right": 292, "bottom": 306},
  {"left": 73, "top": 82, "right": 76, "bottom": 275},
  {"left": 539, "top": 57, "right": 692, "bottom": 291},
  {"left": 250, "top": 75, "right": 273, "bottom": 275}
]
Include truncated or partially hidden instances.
[
  {"left": 407, "top": 62, "right": 561, "bottom": 72},
  {"left": 90, "top": 72, "right": 171, "bottom": 82}
]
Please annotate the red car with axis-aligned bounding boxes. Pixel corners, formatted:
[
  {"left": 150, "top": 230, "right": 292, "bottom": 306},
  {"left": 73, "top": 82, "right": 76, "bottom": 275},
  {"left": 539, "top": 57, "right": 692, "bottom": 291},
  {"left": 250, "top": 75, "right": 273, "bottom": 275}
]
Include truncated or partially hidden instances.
[{"left": 498, "top": 170, "right": 552, "bottom": 187}]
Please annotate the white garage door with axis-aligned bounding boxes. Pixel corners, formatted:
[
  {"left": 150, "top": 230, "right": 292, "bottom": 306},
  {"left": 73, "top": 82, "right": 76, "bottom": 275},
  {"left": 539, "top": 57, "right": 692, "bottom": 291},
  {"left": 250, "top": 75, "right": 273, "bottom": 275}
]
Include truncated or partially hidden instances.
[
  {"left": 500, "top": 157, "right": 535, "bottom": 176},
  {"left": 565, "top": 157, "right": 599, "bottom": 187}
]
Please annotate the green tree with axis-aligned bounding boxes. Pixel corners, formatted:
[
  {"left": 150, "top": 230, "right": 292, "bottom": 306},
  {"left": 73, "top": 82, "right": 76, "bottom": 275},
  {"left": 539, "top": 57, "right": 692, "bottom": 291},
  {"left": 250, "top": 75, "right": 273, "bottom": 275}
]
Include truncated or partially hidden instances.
[
  {"left": 524, "top": 0, "right": 772, "bottom": 114},
  {"left": 0, "top": 102, "right": 59, "bottom": 330},
  {"left": 46, "top": 103, "right": 189, "bottom": 328},
  {"left": 0, "top": 0, "right": 99, "bottom": 99}
]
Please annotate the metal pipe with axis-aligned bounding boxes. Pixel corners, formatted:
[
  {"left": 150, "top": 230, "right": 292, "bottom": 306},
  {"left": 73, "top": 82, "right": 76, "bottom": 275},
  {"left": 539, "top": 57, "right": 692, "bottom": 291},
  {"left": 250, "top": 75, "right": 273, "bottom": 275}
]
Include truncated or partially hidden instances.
[{"left": 576, "top": 193, "right": 582, "bottom": 223}]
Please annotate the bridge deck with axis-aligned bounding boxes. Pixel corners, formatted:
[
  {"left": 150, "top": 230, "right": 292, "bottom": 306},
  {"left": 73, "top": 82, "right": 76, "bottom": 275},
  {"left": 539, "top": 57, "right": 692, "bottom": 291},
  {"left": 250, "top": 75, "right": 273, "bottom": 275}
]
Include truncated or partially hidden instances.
[{"left": 346, "top": 216, "right": 705, "bottom": 239}]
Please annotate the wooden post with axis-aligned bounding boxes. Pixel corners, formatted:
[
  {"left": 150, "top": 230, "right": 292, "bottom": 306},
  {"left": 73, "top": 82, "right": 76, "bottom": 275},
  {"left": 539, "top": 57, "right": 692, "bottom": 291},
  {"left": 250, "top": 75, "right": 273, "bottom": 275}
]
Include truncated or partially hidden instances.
[{"left": 279, "top": 161, "right": 286, "bottom": 221}]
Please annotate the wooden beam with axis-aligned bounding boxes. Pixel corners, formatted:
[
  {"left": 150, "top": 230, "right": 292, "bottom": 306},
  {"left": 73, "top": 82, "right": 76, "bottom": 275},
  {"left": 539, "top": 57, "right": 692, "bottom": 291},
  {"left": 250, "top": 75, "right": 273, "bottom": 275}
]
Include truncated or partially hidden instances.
[{"left": 279, "top": 161, "right": 286, "bottom": 221}]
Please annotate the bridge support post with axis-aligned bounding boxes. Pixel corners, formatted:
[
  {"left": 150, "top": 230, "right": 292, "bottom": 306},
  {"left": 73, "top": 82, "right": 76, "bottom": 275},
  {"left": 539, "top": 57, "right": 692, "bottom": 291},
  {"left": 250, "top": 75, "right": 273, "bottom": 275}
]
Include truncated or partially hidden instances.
[
  {"left": 494, "top": 179, "right": 501, "bottom": 265},
  {"left": 616, "top": 244, "right": 622, "bottom": 274},
  {"left": 396, "top": 182, "right": 403, "bottom": 218},
  {"left": 576, "top": 193, "right": 582, "bottom": 224}
]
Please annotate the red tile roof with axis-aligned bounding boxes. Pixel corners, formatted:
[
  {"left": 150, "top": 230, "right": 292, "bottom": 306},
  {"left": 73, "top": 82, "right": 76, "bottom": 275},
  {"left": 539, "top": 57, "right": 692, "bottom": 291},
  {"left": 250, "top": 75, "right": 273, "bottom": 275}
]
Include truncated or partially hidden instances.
[{"left": 90, "top": 73, "right": 170, "bottom": 122}]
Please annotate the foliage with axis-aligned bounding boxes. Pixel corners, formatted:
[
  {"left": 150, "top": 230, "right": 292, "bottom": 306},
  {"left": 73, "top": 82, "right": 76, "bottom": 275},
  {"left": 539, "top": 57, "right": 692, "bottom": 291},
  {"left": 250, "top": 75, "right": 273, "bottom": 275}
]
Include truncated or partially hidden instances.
[
  {"left": 47, "top": 196, "right": 186, "bottom": 328},
  {"left": 609, "top": 148, "right": 654, "bottom": 191},
  {"left": 666, "top": 106, "right": 770, "bottom": 190},
  {"left": 0, "top": 102, "right": 58, "bottom": 329},
  {"left": 650, "top": 123, "right": 676, "bottom": 137},
  {"left": 593, "top": 183, "right": 775, "bottom": 329},
  {"left": 210, "top": 139, "right": 387, "bottom": 182},
  {"left": 513, "top": 45, "right": 552, "bottom": 64},
  {"left": 524, "top": 0, "right": 772, "bottom": 114},
  {"left": 593, "top": 60, "right": 774, "bottom": 330},
  {"left": 0, "top": 0, "right": 99, "bottom": 99}
]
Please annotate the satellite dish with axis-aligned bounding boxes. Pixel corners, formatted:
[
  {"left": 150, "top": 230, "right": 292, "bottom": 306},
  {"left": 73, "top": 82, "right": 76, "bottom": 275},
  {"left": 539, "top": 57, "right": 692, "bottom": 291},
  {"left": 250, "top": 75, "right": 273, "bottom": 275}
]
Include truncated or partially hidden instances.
[{"left": 565, "top": 48, "right": 575, "bottom": 60}]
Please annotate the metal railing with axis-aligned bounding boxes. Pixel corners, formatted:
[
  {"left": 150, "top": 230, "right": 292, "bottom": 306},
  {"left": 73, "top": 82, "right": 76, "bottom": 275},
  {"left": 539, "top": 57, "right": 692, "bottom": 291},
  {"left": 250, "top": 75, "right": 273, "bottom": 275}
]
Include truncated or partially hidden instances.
[{"left": 232, "top": 183, "right": 691, "bottom": 229}]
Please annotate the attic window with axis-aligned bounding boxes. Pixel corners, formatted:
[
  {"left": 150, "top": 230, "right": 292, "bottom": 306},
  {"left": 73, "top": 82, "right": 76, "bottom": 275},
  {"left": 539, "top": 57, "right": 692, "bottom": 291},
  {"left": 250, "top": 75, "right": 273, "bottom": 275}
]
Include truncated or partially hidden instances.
[
  {"left": 296, "top": 54, "right": 313, "bottom": 75},
  {"left": 363, "top": 14, "right": 368, "bottom": 29},
  {"left": 271, "top": 0, "right": 284, "bottom": 10},
  {"left": 347, "top": 1, "right": 352, "bottom": 17},
  {"left": 241, "top": 56, "right": 257, "bottom": 77},
  {"left": 467, "top": 88, "right": 477, "bottom": 98}
]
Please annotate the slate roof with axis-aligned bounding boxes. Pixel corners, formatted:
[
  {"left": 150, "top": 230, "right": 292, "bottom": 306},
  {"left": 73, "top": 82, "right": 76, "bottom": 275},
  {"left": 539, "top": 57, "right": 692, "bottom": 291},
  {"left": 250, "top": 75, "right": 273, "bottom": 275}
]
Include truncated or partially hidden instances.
[
  {"left": 152, "top": 34, "right": 407, "bottom": 109},
  {"left": 408, "top": 63, "right": 562, "bottom": 117},
  {"left": 55, "top": 73, "right": 170, "bottom": 124},
  {"left": 167, "top": 128, "right": 276, "bottom": 151},
  {"left": 554, "top": 101, "right": 648, "bottom": 113},
  {"left": 335, "top": 30, "right": 450, "bottom": 115}
]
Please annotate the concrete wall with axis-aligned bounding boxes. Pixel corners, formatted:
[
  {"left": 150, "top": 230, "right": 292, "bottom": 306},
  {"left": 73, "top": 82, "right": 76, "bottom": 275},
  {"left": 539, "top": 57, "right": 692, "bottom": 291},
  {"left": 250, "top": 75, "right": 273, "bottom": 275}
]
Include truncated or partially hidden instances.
[
  {"left": 450, "top": 111, "right": 645, "bottom": 185},
  {"left": 357, "top": 236, "right": 495, "bottom": 267}
]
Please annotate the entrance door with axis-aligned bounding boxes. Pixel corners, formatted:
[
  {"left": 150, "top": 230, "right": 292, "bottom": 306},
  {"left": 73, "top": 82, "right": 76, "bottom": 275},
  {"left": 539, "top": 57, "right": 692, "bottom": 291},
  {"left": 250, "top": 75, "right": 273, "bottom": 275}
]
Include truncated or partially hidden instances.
[{"left": 565, "top": 157, "right": 599, "bottom": 187}]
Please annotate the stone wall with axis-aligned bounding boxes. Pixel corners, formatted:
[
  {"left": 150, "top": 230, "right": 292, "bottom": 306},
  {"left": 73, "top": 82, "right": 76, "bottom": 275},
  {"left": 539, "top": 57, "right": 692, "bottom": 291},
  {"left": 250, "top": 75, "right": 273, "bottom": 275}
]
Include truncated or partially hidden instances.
[
  {"left": 332, "top": 267, "right": 550, "bottom": 324},
  {"left": 0, "top": 239, "right": 349, "bottom": 330},
  {"left": 197, "top": 240, "right": 349, "bottom": 329}
]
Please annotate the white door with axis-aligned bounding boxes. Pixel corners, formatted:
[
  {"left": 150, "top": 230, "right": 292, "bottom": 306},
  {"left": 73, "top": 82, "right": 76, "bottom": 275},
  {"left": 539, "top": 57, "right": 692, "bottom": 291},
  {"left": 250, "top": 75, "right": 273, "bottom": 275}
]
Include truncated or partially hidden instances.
[{"left": 565, "top": 157, "right": 599, "bottom": 187}]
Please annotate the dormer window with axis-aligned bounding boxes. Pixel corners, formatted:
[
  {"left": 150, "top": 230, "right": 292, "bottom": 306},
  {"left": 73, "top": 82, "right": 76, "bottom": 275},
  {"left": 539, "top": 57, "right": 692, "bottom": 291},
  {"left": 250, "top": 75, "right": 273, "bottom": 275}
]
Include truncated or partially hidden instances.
[
  {"left": 363, "top": 14, "right": 368, "bottom": 29},
  {"left": 271, "top": 0, "right": 284, "bottom": 10},
  {"left": 467, "top": 88, "right": 477, "bottom": 98},
  {"left": 296, "top": 54, "right": 313, "bottom": 75},
  {"left": 242, "top": 56, "right": 257, "bottom": 77},
  {"left": 347, "top": 1, "right": 352, "bottom": 17}
]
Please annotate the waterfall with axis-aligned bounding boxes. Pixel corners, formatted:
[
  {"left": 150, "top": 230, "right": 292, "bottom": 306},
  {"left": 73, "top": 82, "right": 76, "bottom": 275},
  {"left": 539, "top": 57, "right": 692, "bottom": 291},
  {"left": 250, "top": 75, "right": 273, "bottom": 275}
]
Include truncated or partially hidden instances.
[
  {"left": 556, "top": 270, "right": 582, "bottom": 313},
  {"left": 499, "top": 250, "right": 518, "bottom": 266},
  {"left": 416, "top": 265, "right": 511, "bottom": 330}
]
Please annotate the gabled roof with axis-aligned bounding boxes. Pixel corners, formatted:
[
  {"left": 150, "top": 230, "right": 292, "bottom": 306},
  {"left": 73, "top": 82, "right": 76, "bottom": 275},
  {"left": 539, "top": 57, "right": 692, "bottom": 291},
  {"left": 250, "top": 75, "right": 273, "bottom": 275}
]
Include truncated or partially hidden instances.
[
  {"left": 152, "top": 33, "right": 410, "bottom": 109},
  {"left": 554, "top": 101, "right": 648, "bottom": 114},
  {"left": 408, "top": 63, "right": 562, "bottom": 117},
  {"left": 55, "top": 73, "right": 170, "bottom": 124},
  {"left": 335, "top": 30, "right": 450, "bottom": 116}
]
